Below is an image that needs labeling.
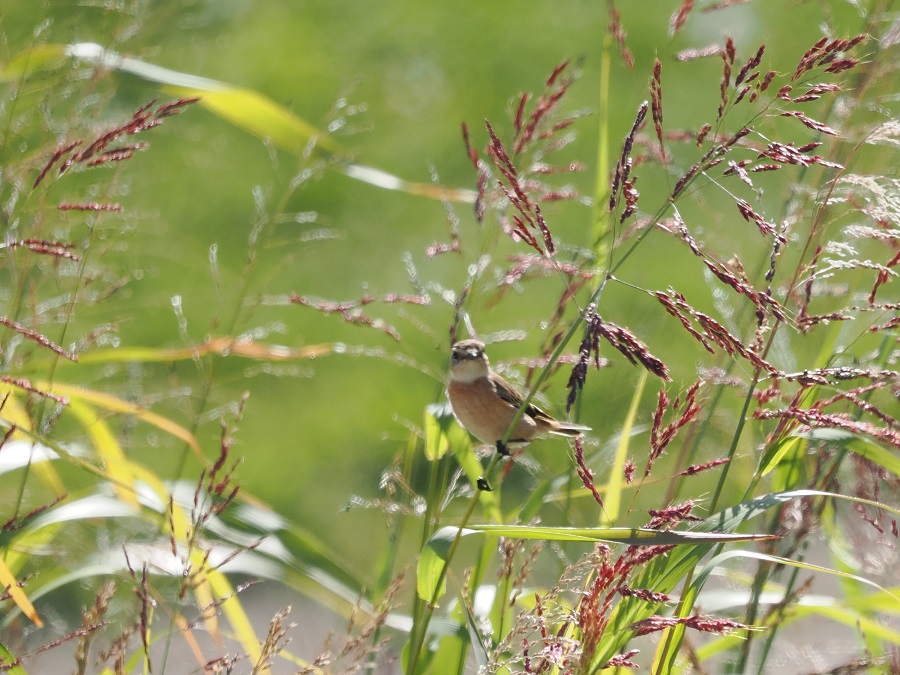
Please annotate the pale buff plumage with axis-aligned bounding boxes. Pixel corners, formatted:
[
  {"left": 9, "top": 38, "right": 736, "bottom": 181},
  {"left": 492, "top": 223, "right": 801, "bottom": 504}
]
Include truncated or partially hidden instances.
[{"left": 447, "top": 339, "right": 589, "bottom": 452}]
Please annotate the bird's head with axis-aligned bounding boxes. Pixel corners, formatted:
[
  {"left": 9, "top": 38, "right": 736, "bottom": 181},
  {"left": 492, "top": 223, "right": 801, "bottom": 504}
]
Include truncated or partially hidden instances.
[{"left": 449, "top": 339, "right": 490, "bottom": 382}]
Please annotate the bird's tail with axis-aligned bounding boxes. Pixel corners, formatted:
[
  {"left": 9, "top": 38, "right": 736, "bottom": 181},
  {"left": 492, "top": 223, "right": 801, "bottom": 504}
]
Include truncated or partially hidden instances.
[{"left": 550, "top": 422, "right": 591, "bottom": 437}]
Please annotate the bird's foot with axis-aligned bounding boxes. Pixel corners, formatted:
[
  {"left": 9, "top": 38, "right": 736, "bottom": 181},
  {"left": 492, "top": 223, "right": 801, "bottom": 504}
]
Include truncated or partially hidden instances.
[
  {"left": 496, "top": 441, "right": 510, "bottom": 456},
  {"left": 476, "top": 477, "right": 493, "bottom": 492}
]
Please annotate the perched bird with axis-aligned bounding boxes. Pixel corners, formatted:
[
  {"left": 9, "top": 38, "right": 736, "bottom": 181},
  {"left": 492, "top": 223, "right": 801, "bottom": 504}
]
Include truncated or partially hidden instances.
[{"left": 447, "top": 338, "right": 590, "bottom": 455}]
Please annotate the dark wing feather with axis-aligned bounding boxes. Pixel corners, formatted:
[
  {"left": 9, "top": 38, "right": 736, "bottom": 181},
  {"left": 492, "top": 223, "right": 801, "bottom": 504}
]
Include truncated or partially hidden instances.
[{"left": 490, "top": 373, "right": 557, "bottom": 425}]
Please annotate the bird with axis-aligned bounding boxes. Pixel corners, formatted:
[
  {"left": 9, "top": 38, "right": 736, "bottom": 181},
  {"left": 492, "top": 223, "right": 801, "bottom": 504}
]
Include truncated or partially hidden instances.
[{"left": 447, "top": 338, "right": 590, "bottom": 455}]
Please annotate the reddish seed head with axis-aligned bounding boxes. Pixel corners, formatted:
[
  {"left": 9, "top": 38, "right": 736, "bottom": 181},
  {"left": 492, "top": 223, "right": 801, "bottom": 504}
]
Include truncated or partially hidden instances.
[
  {"left": 678, "top": 457, "right": 730, "bottom": 476},
  {"left": 696, "top": 123, "right": 712, "bottom": 146},
  {"left": 460, "top": 121, "right": 479, "bottom": 167},
  {"left": 289, "top": 293, "right": 405, "bottom": 340},
  {"left": 669, "top": 0, "right": 695, "bottom": 34},
  {"left": 10, "top": 239, "right": 80, "bottom": 261},
  {"left": 632, "top": 615, "right": 748, "bottom": 637},
  {"left": 0, "top": 318, "right": 77, "bottom": 361},
  {"left": 546, "top": 60, "right": 570, "bottom": 87},
  {"left": 58, "top": 202, "right": 123, "bottom": 212},
  {"left": 574, "top": 438, "right": 604, "bottom": 507},
  {"left": 650, "top": 59, "right": 666, "bottom": 161},
  {"left": 513, "top": 93, "right": 529, "bottom": 134},
  {"left": 591, "top": 316, "right": 671, "bottom": 381},
  {"left": 608, "top": 1, "right": 635, "bottom": 68},
  {"left": 676, "top": 44, "right": 723, "bottom": 61},
  {"left": 33, "top": 140, "right": 82, "bottom": 188},
  {"left": 781, "top": 110, "right": 839, "bottom": 136},
  {"left": 611, "top": 102, "right": 648, "bottom": 209},
  {"left": 735, "top": 43, "right": 765, "bottom": 86},
  {"left": 603, "top": 650, "right": 640, "bottom": 669}
]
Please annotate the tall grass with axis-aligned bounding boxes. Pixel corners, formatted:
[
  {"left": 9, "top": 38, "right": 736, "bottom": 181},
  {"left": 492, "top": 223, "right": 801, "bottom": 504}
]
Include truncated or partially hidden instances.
[{"left": 0, "top": 1, "right": 897, "bottom": 674}]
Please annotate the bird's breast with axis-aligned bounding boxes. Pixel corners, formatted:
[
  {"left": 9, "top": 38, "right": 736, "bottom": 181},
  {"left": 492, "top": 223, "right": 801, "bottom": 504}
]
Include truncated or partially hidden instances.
[{"left": 447, "top": 377, "right": 537, "bottom": 443}]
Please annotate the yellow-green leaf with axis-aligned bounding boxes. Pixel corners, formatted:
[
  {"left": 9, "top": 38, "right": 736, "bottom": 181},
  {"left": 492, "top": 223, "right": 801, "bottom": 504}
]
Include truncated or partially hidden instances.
[
  {"left": 424, "top": 402, "right": 469, "bottom": 461},
  {"left": 42, "top": 382, "right": 203, "bottom": 462},
  {"left": 66, "top": 400, "right": 138, "bottom": 508},
  {"left": 0, "top": 557, "right": 42, "bottom": 628}
]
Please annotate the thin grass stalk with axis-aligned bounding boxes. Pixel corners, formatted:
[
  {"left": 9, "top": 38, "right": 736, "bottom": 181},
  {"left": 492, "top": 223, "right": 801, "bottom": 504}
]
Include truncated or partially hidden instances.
[
  {"left": 480, "top": 79, "right": 770, "bottom": 669},
  {"left": 670, "top": 306, "right": 784, "bottom": 671},
  {"left": 159, "top": 151, "right": 316, "bottom": 674},
  {"left": 734, "top": 358, "right": 839, "bottom": 670},
  {"left": 405, "top": 470, "right": 488, "bottom": 674},
  {"left": 170, "top": 180, "right": 281, "bottom": 481},
  {"left": 8, "top": 177, "right": 121, "bottom": 524},
  {"left": 471, "top": 539, "right": 501, "bottom": 667},
  {"left": 592, "top": 27, "right": 613, "bottom": 253},
  {"left": 734, "top": 62, "right": 892, "bottom": 673},
  {"left": 364, "top": 437, "right": 418, "bottom": 675},
  {"left": 404, "top": 388, "right": 455, "bottom": 670},
  {"left": 661, "top": 403, "right": 707, "bottom": 506},
  {"left": 655, "top": 130, "right": 833, "bottom": 672},
  {"left": 750, "top": 334, "right": 898, "bottom": 672},
  {"left": 652, "top": 565, "right": 698, "bottom": 674},
  {"left": 752, "top": 559, "right": 804, "bottom": 675},
  {"left": 708, "top": 93, "right": 869, "bottom": 511},
  {"left": 663, "top": 214, "right": 782, "bottom": 506},
  {"left": 406, "top": 368, "right": 482, "bottom": 669}
]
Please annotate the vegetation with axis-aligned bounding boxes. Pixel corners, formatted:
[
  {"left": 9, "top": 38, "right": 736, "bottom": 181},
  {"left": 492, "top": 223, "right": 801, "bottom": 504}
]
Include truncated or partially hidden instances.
[{"left": 0, "top": 1, "right": 897, "bottom": 673}]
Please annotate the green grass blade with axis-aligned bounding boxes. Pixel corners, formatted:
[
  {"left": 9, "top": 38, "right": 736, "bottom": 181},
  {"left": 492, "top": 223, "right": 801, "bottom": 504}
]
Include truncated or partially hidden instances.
[
  {"left": 602, "top": 369, "right": 646, "bottom": 524},
  {"left": 417, "top": 527, "right": 478, "bottom": 602},
  {"left": 464, "top": 524, "right": 774, "bottom": 544},
  {"left": 64, "top": 42, "right": 341, "bottom": 155},
  {"left": 0, "top": 641, "right": 28, "bottom": 674}
]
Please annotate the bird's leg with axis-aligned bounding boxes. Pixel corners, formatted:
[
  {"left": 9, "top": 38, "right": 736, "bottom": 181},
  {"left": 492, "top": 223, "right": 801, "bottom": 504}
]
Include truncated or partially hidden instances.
[{"left": 496, "top": 440, "right": 509, "bottom": 456}]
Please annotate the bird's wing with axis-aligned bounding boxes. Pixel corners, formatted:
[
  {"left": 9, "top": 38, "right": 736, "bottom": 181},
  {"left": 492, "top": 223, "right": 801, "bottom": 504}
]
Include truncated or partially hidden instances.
[{"left": 490, "top": 373, "right": 557, "bottom": 425}]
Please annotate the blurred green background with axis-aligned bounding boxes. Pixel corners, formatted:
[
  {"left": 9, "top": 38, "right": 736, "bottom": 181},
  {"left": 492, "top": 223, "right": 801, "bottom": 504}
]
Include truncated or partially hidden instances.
[{"left": 0, "top": 0, "right": 879, "bottom": 574}]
